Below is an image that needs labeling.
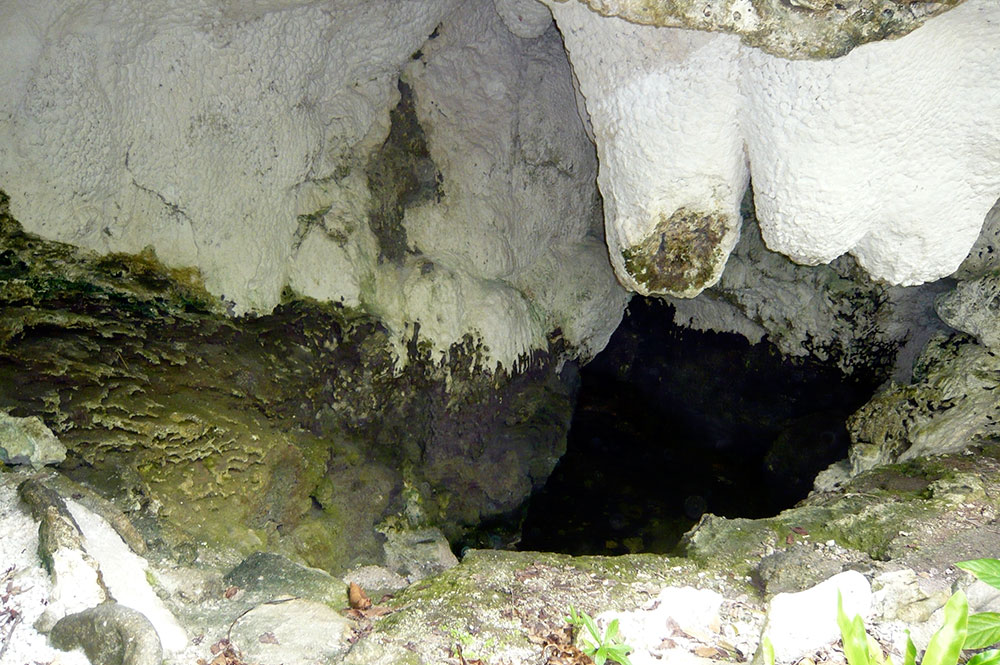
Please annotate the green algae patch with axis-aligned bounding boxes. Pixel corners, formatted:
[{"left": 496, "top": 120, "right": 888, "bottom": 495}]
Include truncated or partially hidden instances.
[
  {"left": 621, "top": 207, "right": 729, "bottom": 297},
  {"left": 345, "top": 549, "right": 697, "bottom": 665},
  {"left": 366, "top": 80, "right": 441, "bottom": 264}
]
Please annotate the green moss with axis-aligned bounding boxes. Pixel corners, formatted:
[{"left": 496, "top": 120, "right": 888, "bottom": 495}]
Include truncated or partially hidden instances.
[
  {"left": 621, "top": 207, "right": 728, "bottom": 295},
  {"left": 365, "top": 80, "right": 441, "bottom": 264}
]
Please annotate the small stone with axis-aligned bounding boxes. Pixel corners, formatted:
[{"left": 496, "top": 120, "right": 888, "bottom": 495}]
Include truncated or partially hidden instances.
[
  {"left": 0, "top": 412, "right": 66, "bottom": 469},
  {"left": 50, "top": 603, "right": 162, "bottom": 665},
  {"left": 229, "top": 598, "right": 354, "bottom": 665}
]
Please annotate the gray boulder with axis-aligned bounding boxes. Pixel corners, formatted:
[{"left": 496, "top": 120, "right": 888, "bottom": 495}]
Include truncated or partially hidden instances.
[
  {"left": 50, "top": 603, "right": 162, "bottom": 665},
  {"left": 0, "top": 412, "right": 65, "bottom": 469}
]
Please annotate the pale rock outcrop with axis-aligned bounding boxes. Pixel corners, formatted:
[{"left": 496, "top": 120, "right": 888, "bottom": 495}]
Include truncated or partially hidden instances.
[
  {"left": 546, "top": 0, "right": 1000, "bottom": 299},
  {"left": 762, "top": 571, "right": 872, "bottom": 663},
  {"left": 0, "top": 0, "right": 626, "bottom": 369},
  {"left": 0, "top": 1, "right": 454, "bottom": 312}
]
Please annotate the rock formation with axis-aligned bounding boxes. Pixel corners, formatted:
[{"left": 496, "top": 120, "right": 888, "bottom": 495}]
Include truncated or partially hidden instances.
[
  {"left": 0, "top": 0, "right": 626, "bottom": 370},
  {"left": 545, "top": 0, "right": 1000, "bottom": 301}
]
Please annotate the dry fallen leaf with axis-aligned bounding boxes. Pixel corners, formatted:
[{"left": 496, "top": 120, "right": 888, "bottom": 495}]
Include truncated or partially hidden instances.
[
  {"left": 348, "top": 582, "right": 372, "bottom": 610},
  {"left": 259, "top": 631, "right": 279, "bottom": 644},
  {"left": 694, "top": 646, "right": 723, "bottom": 658},
  {"left": 223, "top": 586, "right": 239, "bottom": 599},
  {"left": 791, "top": 526, "right": 809, "bottom": 536}
]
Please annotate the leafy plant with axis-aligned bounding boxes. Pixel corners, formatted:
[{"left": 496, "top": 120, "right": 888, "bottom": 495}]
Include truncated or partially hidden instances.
[
  {"left": 565, "top": 606, "right": 634, "bottom": 665},
  {"left": 837, "top": 589, "right": 967, "bottom": 665},
  {"left": 956, "top": 558, "right": 1000, "bottom": 665}
]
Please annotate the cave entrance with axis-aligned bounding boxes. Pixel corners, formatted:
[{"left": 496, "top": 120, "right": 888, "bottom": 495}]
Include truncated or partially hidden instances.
[{"left": 518, "top": 297, "right": 884, "bottom": 556}]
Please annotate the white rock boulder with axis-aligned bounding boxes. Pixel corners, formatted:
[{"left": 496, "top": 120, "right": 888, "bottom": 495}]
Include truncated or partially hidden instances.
[{"left": 761, "top": 570, "right": 872, "bottom": 663}]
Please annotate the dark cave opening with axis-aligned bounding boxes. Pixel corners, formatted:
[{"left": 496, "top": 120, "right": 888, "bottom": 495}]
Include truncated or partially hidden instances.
[{"left": 517, "top": 297, "right": 886, "bottom": 556}]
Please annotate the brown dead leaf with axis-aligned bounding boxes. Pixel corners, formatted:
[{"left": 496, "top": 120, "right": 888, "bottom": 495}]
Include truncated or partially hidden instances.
[
  {"left": 259, "top": 631, "right": 279, "bottom": 644},
  {"left": 791, "top": 526, "right": 809, "bottom": 536},
  {"left": 694, "top": 645, "right": 723, "bottom": 658},
  {"left": 223, "top": 586, "right": 239, "bottom": 599},
  {"left": 348, "top": 582, "right": 372, "bottom": 610},
  {"left": 785, "top": 533, "right": 795, "bottom": 545}
]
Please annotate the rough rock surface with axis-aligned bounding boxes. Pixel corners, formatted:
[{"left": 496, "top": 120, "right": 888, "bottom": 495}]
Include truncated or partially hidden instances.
[
  {"left": 228, "top": 598, "right": 354, "bottom": 665},
  {"left": 50, "top": 603, "right": 163, "bottom": 665},
  {"left": 847, "top": 334, "right": 1000, "bottom": 475},
  {"left": 558, "top": 0, "right": 962, "bottom": 59},
  {"left": 0, "top": 0, "right": 626, "bottom": 369},
  {"left": 0, "top": 194, "right": 576, "bottom": 573},
  {"left": 550, "top": 0, "right": 1000, "bottom": 297},
  {"left": 0, "top": 411, "right": 66, "bottom": 469},
  {"left": 935, "top": 199, "right": 1000, "bottom": 349},
  {"left": 666, "top": 197, "right": 949, "bottom": 380},
  {"left": 5, "top": 444, "right": 1000, "bottom": 665}
]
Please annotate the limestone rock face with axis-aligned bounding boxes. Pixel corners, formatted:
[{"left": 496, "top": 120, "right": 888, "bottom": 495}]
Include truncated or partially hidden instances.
[
  {"left": 0, "top": 0, "right": 626, "bottom": 369},
  {"left": 547, "top": 0, "right": 1000, "bottom": 298},
  {"left": 0, "top": 199, "right": 578, "bottom": 572}
]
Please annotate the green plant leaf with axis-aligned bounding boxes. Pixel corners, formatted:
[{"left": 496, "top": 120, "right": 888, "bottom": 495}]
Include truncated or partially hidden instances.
[
  {"left": 867, "top": 634, "right": 887, "bottom": 665},
  {"left": 582, "top": 612, "right": 602, "bottom": 645},
  {"left": 838, "top": 592, "right": 873, "bottom": 665},
  {"left": 762, "top": 636, "right": 776, "bottom": 665},
  {"left": 605, "top": 618, "right": 621, "bottom": 643},
  {"left": 957, "top": 560, "right": 1000, "bottom": 591},
  {"left": 902, "top": 632, "right": 916, "bottom": 665},
  {"left": 966, "top": 612, "right": 1000, "bottom": 649},
  {"left": 967, "top": 649, "right": 1000, "bottom": 665},
  {"left": 921, "top": 590, "right": 968, "bottom": 665}
]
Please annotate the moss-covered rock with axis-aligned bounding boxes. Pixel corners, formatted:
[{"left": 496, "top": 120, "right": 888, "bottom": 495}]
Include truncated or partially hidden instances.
[
  {"left": 343, "top": 548, "right": 698, "bottom": 665},
  {"left": 0, "top": 193, "right": 575, "bottom": 574},
  {"left": 848, "top": 333, "right": 1000, "bottom": 475},
  {"left": 681, "top": 446, "right": 1000, "bottom": 584}
]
